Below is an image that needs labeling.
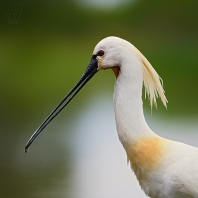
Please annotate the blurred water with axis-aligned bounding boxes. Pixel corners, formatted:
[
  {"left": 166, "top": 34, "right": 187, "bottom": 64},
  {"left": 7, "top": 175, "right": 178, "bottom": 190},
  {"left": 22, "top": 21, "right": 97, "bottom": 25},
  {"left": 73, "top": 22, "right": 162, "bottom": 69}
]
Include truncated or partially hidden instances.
[{"left": 59, "top": 95, "right": 198, "bottom": 198}]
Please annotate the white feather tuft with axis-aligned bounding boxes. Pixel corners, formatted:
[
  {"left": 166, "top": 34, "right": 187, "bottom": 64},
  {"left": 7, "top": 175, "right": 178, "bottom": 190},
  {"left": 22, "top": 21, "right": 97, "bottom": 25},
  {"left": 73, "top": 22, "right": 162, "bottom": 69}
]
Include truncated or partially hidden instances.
[{"left": 134, "top": 48, "right": 168, "bottom": 109}]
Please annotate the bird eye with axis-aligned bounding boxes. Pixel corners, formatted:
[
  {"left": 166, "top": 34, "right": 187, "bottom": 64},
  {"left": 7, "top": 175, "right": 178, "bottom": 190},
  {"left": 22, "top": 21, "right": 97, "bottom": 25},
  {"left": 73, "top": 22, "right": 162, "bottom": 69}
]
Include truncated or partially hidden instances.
[{"left": 97, "top": 50, "right": 105, "bottom": 56}]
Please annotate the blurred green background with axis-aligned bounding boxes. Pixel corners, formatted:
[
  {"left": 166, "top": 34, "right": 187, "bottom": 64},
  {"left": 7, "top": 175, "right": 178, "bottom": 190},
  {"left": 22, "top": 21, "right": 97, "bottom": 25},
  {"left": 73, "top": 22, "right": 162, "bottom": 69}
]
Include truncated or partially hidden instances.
[{"left": 1, "top": 0, "right": 198, "bottom": 198}]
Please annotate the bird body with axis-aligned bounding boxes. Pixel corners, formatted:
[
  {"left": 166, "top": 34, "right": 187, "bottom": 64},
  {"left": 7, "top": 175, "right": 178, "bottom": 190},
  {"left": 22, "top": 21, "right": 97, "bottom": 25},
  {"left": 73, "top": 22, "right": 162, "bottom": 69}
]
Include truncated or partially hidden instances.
[
  {"left": 94, "top": 37, "right": 198, "bottom": 197},
  {"left": 127, "top": 136, "right": 198, "bottom": 197},
  {"left": 25, "top": 36, "right": 198, "bottom": 198}
]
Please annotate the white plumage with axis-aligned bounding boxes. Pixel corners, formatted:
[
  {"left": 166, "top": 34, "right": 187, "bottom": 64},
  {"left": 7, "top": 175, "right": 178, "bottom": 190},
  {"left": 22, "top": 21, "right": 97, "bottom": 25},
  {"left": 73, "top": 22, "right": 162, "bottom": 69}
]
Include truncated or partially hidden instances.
[{"left": 93, "top": 36, "right": 198, "bottom": 198}]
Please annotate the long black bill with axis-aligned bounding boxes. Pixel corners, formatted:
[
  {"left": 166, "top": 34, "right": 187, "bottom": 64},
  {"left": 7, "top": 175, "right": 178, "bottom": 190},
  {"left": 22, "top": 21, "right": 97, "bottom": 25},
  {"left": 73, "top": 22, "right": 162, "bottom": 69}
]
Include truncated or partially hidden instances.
[{"left": 25, "top": 55, "right": 98, "bottom": 153}]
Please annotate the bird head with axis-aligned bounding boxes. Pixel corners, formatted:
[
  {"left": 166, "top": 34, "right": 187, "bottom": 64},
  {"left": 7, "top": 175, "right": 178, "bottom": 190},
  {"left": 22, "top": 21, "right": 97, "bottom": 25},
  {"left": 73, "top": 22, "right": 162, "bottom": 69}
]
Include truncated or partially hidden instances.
[
  {"left": 93, "top": 36, "right": 133, "bottom": 77},
  {"left": 94, "top": 37, "right": 123, "bottom": 69}
]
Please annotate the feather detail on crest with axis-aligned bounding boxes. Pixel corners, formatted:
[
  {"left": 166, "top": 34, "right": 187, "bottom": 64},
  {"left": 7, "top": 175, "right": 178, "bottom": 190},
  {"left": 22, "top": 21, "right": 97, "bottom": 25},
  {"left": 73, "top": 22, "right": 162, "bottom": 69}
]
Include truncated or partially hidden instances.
[{"left": 134, "top": 48, "right": 168, "bottom": 109}]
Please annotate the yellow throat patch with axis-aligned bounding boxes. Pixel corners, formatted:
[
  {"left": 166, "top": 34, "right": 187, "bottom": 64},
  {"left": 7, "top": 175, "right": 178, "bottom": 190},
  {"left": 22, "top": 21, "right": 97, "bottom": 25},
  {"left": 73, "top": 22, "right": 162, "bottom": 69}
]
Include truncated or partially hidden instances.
[{"left": 127, "top": 136, "right": 171, "bottom": 181}]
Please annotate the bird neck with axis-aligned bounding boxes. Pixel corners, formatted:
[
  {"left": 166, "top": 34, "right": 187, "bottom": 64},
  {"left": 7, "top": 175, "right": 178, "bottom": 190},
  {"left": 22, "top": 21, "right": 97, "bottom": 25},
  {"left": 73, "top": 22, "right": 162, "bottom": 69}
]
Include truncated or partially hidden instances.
[
  {"left": 112, "top": 51, "right": 168, "bottom": 193},
  {"left": 113, "top": 55, "right": 157, "bottom": 149}
]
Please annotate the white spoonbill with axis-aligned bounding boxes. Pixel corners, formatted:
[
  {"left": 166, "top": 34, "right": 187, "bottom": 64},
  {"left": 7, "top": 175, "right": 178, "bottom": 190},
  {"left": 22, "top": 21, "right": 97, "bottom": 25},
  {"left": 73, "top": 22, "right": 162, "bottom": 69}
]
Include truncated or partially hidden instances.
[{"left": 25, "top": 36, "right": 198, "bottom": 198}]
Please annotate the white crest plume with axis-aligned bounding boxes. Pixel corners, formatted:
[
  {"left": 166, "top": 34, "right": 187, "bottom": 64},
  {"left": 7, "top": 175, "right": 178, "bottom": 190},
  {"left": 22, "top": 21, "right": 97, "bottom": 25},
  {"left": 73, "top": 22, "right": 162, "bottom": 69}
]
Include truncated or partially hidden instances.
[{"left": 134, "top": 47, "right": 168, "bottom": 109}]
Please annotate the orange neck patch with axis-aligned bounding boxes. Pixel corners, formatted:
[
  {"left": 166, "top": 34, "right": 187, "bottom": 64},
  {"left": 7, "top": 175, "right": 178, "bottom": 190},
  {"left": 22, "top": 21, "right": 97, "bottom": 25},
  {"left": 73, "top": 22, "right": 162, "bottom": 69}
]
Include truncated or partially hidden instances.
[
  {"left": 112, "top": 66, "right": 120, "bottom": 78},
  {"left": 127, "top": 136, "right": 171, "bottom": 182}
]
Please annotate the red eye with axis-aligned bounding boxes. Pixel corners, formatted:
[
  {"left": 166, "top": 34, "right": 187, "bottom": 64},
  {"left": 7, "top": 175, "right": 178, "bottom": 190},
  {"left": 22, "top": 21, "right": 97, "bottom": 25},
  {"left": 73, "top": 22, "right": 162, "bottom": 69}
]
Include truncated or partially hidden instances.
[{"left": 97, "top": 50, "right": 105, "bottom": 56}]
